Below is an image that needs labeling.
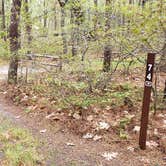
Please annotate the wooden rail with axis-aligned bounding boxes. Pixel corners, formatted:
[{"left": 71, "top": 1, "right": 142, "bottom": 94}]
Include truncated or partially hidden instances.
[{"left": 18, "top": 53, "right": 63, "bottom": 83}]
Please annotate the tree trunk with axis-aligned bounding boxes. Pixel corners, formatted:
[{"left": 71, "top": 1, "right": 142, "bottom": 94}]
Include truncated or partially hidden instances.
[
  {"left": 71, "top": 9, "right": 77, "bottom": 56},
  {"left": 25, "top": 0, "right": 32, "bottom": 52},
  {"left": 0, "top": 0, "right": 2, "bottom": 29},
  {"left": 103, "top": 45, "right": 112, "bottom": 72},
  {"left": 163, "top": 81, "right": 166, "bottom": 100},
  {"left": 54, "top": 0, "right": 57, "bottom": 31},
  {"left": 57, "top": 0, "right": 68, "bottom": 54},
  {"left": 159, "top": 31, "right": 166, "bottom": 72},
  {"left": 142, "top": 0, "right": 146, "bottom": 7},
  {"left": 160, "top": 46, "right": 166, "bottom": 72},
  {"left": 61, "top": 7, "right": 67, "bottom": 54},
  {"left": 71, "top": 0, "right": 84, "bottom": 56},
  {"left": 93, "top": 0, "right": 98, "bottom": 31},
  {"left": 8, "top": 0, "right": 22, "bottom": 84},
  {"left": 1, "top": 0, "right": 5, "bottom": 30},
  {"left": 43, "top": 0, "right": 47, "bottom": 28},
  {"left": 103, "top": 0, "right": 112, "bottom": 72},
  {"left": 0, "top": 0, "right": 6, "bottom": 40},
  {"left": 139, "top": 0, "right": 146, "bottom": 7},
  {"left": 94, "top": 0, "right": 98, "bottom": 35}
]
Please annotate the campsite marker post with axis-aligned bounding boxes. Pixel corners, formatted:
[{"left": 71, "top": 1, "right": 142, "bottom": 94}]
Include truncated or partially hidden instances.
[{"left": 139, "top": 53, "right": 155, "bottom": 150}]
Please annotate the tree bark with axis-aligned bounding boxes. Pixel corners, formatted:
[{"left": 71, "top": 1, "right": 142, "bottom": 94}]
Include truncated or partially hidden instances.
[
  {"left": 71, "top": 0, "right": 84, "bottom": 56},
  {"left": 25, "top": 0, "right": 32, "bottom": 51},
  {"left": 163, "top": 81, "right": 166, "bottom": 100},
  {"left": 54, "top": 0, "right": 57, "bottom": 31},
  {"left": 103, "top": 0, "right": 112, "bottom": 72},
  {"left": 0, "top": 0, "right": 6, "bottom": 40},
  {"left": 139, "top": 0, "right": 147, "bottom": 7},
  {"left": 93, "top": 0, "right": 98, "bottom": 31},
  {"left": 43, "top": 0, "right": 47, "bottom": 28},
  {"left": 71, "top": 9, "right": 77, "bottom": 56},
  {"left": 160, "top": 46, "right": 166, "bottom": 72},
  {"left": 103, "top": 45, "right": 112, "bottom": 72},
  {"left": 159, "top": 31, "right": 166, "bottom": 72},
  {"left": 60, "top": 6, "right": 67, "bottom": 54},
  {"left": 8, "top": 0, "right": 22, "bottom": 84},
  {"left": 57, "top": 0, "right": 68, "bottom": 54}
]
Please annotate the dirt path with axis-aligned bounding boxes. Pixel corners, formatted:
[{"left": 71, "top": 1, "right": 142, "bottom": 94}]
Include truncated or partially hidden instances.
[
  {"left": 0, "top": 97, "right": 118, "bottom": 166},
  {"left": 1, "top": 96, "right": 165, "bottom": 166},
  {"left": 0, "top": 65, "right": 165, "bottom": 166}
]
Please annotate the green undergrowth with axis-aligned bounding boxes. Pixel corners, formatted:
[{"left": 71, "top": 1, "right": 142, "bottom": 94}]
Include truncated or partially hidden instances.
[
  {"left": 56, "top": 83, "right": 142, "bottom": 109},
  {"left": 11, "top": 56, "right": 144, "bottom": 112},
  {"left": 0, "top": 116, "right": 42, "bottom": 166},
  {"left": 16, "top": 75, "right": 143, "bottom": 111}
]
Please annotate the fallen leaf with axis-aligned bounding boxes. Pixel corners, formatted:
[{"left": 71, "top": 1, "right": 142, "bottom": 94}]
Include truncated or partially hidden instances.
[
  {"left": 66, "top": 142, "right": 75, "bottom": 146},
  {"left": 105, "top": 106, "right": 111, "bottom": 111},
  {"left": 40, "top": 129, "right": 47, "bottom": 133},
  {"left": 46, "top": 112, "right": 56, "bottom": 119},
  {"left": 87, "top": 115, "right": 93, "bottom": 122},
  {"left": 127, "top": 146, "right": 134, "bottom": 152},
  {"left": 97, "top": 122, "right": 110, "bottom": 130},
  {"left": 73, "top": 113, "right": 81, "bottom": 120},
  {"left": 133, "top": 126, "right": 140, "bottom": 133},
  {"left": 157, "top": 114, "right": 164, "bottom": 118},
  {"left": 93, "top": 135, "right": 102, "bottom": 141},
  {"left": 124, "top": 111, "right": 129, "bottom": 114},
  {"left": 15, "top": 115, "right": 21, "bottom": 119},
  {"left": 101, "top": 152, "right": 118, "bottom": 161},
  {"left": 82, "top": 133, "right": 94, "bottom": 139},
  {"left": 146, "top": 141, "right": 158, "bottom": 149}
]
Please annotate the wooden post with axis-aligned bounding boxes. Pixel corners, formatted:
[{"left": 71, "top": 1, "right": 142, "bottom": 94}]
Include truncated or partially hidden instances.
[{"left": 139, "top": 53, "right": 156, "bottom": 150}]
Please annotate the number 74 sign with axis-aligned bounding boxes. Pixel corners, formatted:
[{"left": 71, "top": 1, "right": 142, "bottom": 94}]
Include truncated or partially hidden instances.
[
  {"left": 146, "top": 64, "right": 153, "bottom": 81},
  {"left": 139, "top": 53, "right": 156, "bottom": 150},
  {"left": 145, "top": 64, "right": 153, "bottom": 87}
]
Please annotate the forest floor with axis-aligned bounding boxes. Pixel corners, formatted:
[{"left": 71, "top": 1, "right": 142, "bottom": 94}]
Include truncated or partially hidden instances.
[{"left": 0, "top": 62, "right": 166, "bottom": 166}]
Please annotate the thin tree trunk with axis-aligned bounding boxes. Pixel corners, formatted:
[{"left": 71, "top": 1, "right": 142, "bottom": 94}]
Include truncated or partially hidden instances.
[
  {"left": 163, "top": 81, "right": 166, "bottom": 100},
  {"left": 0, "top": 0, "right": 2, "bottom": 30},
  {"left": 8, "top": 0, "right": 22, "bottom": 84},
  {"left": 61, "top": 7, "right": 67, "bottom": 54},
  {"left": 139, "top": 0, "right": 146, "bottom": 7},
  {"left": 71, "top": 9, "right": 77, "bottom": 56},
  {"left": 71, "top": 0, "right": 84, "bottom": 56},
  {"left": 54, "top": 0, "right": 57, "bottom": 31},
  {"left": 0, "top": 0, "right": 6, "bottom": 40},
  {"left": 43, "top": 0, "right": 47, "bottom": 28},
  {"left": 57, "top": 0, "right": 68, "bottom": 54},
  {"left": 94, "top": 0, "right": 98, "bottom": 29},
  {"left": 160, "top": 31, "right": 166, "bottom": 72},
  {"left": 103, "top": 0, "right": 112, "bottom": 72},
  {"left": 103, "top": 45, "right": 112, "bottom": 72},
  {"left": 25, "top": 0, "right": 32, "bottom": 52},
  {"left": 1, "top": 0, "right": 5, "bottom": 30}
]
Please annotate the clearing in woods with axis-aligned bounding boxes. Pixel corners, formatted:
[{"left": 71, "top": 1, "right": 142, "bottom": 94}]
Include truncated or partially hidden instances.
[{"left": 0, "top": 63, "right": 165, "bottom": 166}]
